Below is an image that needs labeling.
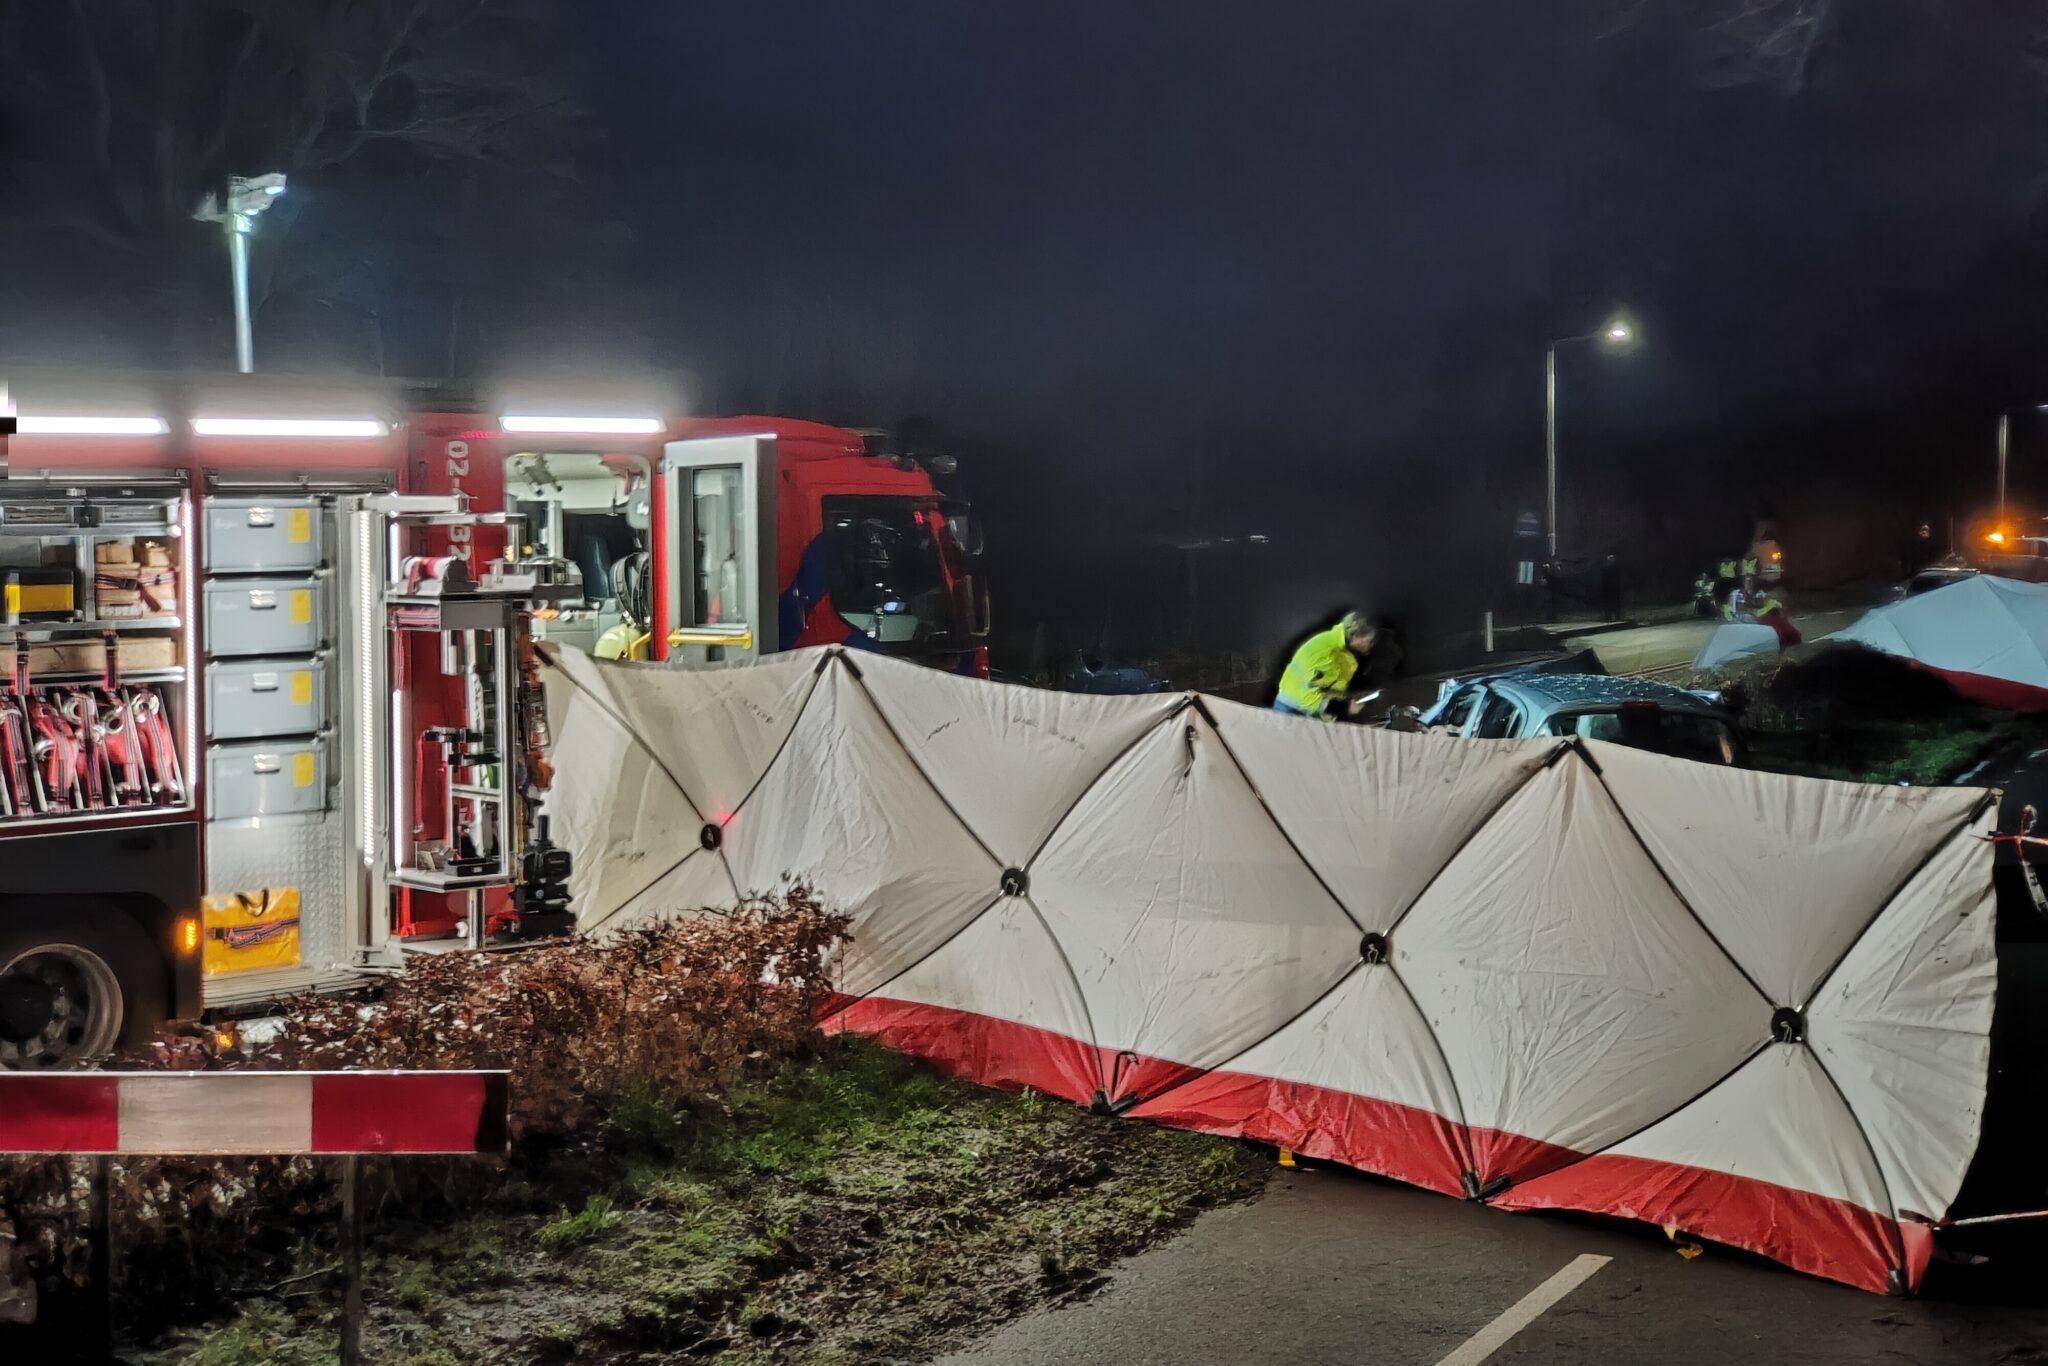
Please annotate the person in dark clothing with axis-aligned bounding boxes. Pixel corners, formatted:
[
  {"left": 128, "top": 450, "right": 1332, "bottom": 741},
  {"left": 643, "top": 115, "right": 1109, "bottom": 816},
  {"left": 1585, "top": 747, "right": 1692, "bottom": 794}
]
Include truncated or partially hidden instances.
[
  {"left": 1598, "top": 554, "right": 1623, "bottom": 620},
  {"left": 1901, "top": 520, "right": 1936, "bottom": 578}
]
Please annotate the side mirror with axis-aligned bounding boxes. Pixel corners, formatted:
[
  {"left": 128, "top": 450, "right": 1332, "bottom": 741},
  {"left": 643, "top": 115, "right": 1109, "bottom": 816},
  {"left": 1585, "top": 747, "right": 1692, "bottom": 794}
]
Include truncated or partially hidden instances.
[{"left": 942, "top": 499, "right": 984, "bottom": 558}]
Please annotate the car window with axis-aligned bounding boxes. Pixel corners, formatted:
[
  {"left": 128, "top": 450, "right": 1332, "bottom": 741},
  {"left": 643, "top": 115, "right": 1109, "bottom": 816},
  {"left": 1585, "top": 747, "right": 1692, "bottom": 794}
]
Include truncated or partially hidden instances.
[
  {"left": 1473, "top": 692, "right": 1523, "bottom": 739},
  {"left": 1551, "top": 708, "right": 1739, "bottom": 765},
  {"left": 1439, "top": 685, "right": 1484, "bottom": 730},
  {"left": 1562, "top": 712, "right": 1625, "bottom": 742}
]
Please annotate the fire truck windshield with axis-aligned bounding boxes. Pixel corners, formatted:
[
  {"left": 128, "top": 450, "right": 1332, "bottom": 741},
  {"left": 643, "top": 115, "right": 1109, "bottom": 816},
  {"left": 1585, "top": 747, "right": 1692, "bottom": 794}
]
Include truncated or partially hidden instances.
[{"left": 822, "top": 496, "right": 967, "bottom": 646}]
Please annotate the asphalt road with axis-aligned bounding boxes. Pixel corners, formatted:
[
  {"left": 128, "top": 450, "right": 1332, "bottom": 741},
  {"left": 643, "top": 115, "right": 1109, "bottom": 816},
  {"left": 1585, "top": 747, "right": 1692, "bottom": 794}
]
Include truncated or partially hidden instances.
[{"left": 937, "top": 1167, "right": 2048, "bottom": 1366}]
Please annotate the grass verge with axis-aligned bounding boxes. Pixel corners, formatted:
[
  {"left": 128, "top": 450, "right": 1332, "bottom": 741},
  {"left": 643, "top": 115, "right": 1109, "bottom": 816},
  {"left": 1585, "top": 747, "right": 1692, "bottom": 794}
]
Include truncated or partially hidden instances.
[
  {"left": 1725, "top": 643, "right": 2046, "bottom": 787},
  {"left": 1743, "top": 716, "right": 2029, "bottom": 787},
  {"left": 136, "top": 1039, "right": 1266, "bottom": 1365}
]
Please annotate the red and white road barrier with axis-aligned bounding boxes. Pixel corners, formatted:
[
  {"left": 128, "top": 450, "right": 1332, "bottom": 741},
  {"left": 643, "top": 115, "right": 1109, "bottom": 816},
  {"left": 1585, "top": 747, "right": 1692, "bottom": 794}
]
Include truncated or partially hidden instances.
[
  {"left": 1, "top": 1069, "right": 508, "bottom": 1364},
  {"left": 0, "top": 1071, "right": 509, "bottom": 1155}
]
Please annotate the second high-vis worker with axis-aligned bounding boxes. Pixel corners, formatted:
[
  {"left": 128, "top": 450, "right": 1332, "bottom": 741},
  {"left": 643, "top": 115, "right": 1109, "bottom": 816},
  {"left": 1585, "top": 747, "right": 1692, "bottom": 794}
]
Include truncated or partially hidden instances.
[{"left": 1275, "top": 610, "right": 1379, "bottom": 719}]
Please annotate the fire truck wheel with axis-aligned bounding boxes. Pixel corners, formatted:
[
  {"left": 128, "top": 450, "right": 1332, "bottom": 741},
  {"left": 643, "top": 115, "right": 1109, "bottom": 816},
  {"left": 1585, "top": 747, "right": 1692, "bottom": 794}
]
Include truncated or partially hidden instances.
[{"left": 0, "top": 913, "right": 164, "bottom": 1071}]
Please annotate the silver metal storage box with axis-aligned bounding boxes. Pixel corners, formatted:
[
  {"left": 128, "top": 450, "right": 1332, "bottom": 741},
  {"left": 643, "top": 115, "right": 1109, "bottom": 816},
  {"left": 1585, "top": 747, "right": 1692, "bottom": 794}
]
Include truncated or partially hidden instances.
[
  {"left": 206, "top": 657, "right": 328, "bottom": 740},
  {"left": 204, "top": 497, "right": 324, "bottom": 572},
  {"left": 206, "top": 737, "right": 329, "bottom": 819},
  {"left": 203, "top": 578, "right": 325, "bottom": 656}
]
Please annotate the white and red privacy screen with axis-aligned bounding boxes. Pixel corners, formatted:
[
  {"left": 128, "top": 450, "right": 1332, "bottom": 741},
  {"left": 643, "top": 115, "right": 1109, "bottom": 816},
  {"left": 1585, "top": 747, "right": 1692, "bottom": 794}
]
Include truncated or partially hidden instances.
[{"left": 543, "top": 646, "right": 1996, "bottom": 1295}]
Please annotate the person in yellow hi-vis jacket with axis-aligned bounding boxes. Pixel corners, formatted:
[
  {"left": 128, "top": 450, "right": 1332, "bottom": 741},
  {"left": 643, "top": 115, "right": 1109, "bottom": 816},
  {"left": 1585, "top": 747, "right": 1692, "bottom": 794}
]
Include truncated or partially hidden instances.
[{"left": 1274, "top": 611, "right": 1379, "bottom": 719}]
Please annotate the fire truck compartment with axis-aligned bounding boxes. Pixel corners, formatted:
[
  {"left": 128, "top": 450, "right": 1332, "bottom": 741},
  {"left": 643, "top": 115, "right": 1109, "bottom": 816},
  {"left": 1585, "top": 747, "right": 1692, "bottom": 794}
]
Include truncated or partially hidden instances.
[
  {"left": 202, "top": 578, "right": 327, "bottom": 656},
  {"left": 204, "top": 656, "right": 328, "bottom": 740},
  {"left": 204, "top": 738, "right": 330, "bottom": 819},
  {"left": 202, "top": 496, "right": 326, "bottom": 573}
]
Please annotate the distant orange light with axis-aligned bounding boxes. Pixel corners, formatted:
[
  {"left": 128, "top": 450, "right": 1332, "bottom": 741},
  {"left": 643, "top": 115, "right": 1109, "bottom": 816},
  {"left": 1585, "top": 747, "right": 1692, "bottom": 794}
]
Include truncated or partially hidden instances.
[
  {"left": 176, "top": 917, "right": 200, "bottom": 955},
  {"left": 1769, "top": 550, "right": 1782, "bottom": 562},
  {"left": 1989, "top": 531, "right": 2008, "bottom": 545}
]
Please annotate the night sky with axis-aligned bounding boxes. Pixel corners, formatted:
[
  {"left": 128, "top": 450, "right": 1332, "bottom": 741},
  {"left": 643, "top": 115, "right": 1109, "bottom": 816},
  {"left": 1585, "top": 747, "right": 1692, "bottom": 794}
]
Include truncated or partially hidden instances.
[
  {"left": 11, "top": 3, "right": 2048, "bottom": 667},
  {"left": 573, "top": 1, "right": 2042, "bottom": 429},
  {"left": 551, "top": 1, "right": 2048, "bottom": 665}
]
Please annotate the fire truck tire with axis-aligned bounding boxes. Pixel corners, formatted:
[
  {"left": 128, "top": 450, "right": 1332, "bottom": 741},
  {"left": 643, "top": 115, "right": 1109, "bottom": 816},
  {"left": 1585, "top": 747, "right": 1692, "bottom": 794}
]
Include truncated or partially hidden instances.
[{"left": 0, "top": 910, "right": 165, "bottom": 1071}]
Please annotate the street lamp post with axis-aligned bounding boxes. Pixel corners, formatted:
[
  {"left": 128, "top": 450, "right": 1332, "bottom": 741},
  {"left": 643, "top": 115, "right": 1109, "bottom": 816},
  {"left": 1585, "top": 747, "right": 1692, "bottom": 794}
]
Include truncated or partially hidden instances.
[
  {"left": 193, "top": 173, "right": 288, "bottom": 373},
  {"left": 1994, "top": 404, "right": 2048, "bottom": 522},
  {"left": 1544, "top": 314, "right": 1636, "bottom": 560},
  {"left": 1545, "top": 345, "right": 1557, "bottom": 560},
  {"left": 1999, "top": 410, "right": 2012, "bottom": 522}
]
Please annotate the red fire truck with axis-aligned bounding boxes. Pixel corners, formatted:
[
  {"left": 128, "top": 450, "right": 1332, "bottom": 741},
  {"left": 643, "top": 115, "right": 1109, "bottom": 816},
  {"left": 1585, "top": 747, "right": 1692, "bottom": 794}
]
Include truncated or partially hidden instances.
[
  {"left": 0, "top": 370, "right": 988, "bottom": 1068},
  {"left": 495, "top": 412, "right": 989, "bottom": 676}
]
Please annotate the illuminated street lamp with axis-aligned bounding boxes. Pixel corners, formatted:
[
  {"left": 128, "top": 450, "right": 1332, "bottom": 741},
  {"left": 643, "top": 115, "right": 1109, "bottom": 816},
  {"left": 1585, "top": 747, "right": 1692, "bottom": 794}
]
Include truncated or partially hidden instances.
[
  {"left": 1995, "top": 402, "right": 2048, "bottom": 522},
  {"left": 1544, "top": 313, "right": 1637, "bottom": 559},
  {"left": 193, "top": 173, "right": 288, "bottom": 373}
]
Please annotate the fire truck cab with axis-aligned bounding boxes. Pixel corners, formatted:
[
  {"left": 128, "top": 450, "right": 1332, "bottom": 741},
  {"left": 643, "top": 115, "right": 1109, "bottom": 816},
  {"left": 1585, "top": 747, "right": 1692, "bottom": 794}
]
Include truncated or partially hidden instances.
[
  {"left": 496, "top": 415, "right": 989, "bottom": 676},
  {"left": 0, "top": 372, "right": 986, "bottom": 1069}
]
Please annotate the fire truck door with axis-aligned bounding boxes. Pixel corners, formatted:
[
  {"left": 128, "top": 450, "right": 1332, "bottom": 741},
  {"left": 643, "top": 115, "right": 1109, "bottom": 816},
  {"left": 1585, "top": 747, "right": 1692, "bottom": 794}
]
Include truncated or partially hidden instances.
[{"left": 657, "top": 437, "right": 778, "bottom": 665}]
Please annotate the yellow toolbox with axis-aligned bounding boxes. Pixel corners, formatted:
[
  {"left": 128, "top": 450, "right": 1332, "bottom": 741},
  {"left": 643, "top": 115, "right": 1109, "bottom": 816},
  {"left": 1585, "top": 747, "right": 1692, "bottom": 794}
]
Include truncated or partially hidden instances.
[{"left": 2, "top": 568, "right": 76, "bottom": 623}]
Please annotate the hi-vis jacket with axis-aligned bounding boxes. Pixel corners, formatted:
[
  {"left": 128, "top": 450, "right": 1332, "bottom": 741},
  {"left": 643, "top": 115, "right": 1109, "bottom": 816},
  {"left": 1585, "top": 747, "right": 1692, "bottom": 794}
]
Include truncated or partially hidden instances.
[{"left": 1277, "top": 625, "right": 1358, "bottom": 716}]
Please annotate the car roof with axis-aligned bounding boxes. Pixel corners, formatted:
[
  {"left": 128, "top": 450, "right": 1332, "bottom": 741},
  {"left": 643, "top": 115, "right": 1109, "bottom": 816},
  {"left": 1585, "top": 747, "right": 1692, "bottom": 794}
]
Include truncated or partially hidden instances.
[{"left": 1483, "top": 673, "right": 1719, "bottom": 712}]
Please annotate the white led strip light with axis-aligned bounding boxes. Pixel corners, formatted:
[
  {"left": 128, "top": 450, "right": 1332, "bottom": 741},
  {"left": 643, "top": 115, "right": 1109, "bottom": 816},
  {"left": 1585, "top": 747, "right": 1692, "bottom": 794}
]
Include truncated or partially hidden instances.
[
  {"left": 179, "top": 492, "right": 196, "bottom": 810},
  {"left": 192, "top": 418, "right": 385, "bottom": 439},
  {"left": 499, "top": 415, "right": 663, "bottom": 435},
  {"left": 356, "top": 509, "right": 380, "bottom": 867},
  {"left": 16, "top": 416, "right": 170, "bottom": 436}
]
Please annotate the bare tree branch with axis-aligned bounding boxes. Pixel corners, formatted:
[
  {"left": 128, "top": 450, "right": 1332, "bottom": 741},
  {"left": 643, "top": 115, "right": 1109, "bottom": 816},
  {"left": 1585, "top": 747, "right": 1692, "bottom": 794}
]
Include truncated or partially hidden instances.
[
  {"left": 1589, "top": 0, "right": 1835, "bottom": 95},
  {"left": 64, "top": 0, "right": 115, "bottom": 186},
  {"left": 1698, "top": 0, "right": 1832, "bottom": 94},
  {"left": 0, "top": 0, "right": 623, "bottom": 371},
  {"left": 194, "top": 20, "right": 267, "bottom": 181}
]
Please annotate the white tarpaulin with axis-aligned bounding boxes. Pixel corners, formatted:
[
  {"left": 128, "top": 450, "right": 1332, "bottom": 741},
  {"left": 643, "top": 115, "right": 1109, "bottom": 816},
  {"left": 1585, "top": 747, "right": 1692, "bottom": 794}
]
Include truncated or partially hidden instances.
[
  {"left": 1693, "top": 620, "right": 1783, "bottom": 671},
  {"left": 541, "top": 645, "right": 1998, "bottom": 1294},
  {"left": 1829, "top": 575, "right": 2048, "bottom": 710}
]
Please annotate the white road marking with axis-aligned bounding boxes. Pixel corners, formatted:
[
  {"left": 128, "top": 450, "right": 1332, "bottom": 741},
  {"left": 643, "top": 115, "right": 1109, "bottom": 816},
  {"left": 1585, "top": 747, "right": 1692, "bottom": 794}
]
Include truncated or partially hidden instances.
[{"left": 1431, "top": 1253, "right": 1612, "bottom": 1366}]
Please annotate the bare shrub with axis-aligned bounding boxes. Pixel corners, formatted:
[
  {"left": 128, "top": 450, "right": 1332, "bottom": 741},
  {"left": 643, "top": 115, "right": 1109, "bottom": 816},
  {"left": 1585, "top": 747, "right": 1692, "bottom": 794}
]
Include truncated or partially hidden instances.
[{"left": 0, "top": 890, "right": 849, "bottom": 1334}]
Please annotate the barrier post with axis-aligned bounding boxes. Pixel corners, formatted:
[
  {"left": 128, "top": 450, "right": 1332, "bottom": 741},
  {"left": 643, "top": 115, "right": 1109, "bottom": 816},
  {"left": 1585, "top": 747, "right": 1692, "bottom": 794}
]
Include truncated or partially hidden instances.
[
  {"left": 339, "top": 1153, "right": 363, "bottom": 1366},
  {"left": 87, "top": 1155, "right": 111, "bottom": 1364}
]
